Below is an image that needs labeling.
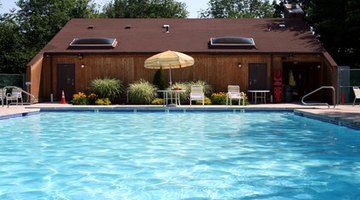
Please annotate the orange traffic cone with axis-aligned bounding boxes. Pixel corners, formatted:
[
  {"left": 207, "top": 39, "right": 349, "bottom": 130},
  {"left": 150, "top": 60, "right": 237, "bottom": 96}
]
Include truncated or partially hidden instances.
[{"left": 61, "top": 90, "right": 66, "bottom": 104}]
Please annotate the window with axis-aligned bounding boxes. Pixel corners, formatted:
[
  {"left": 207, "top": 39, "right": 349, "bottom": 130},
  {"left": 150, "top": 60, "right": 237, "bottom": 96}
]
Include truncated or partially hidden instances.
[
  {"left": 209, "top": 36, "right": 256, "bottom": 49},
  {"left": 69, "top": 38, "right": 118, "bottom": 49}
]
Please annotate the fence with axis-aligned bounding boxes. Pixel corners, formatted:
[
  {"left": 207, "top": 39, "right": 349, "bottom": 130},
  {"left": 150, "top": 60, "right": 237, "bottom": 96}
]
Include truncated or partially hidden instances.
[
  {"left": 338, "top": 66, "right": 360, "bottom": 104},
  {"left": 0, "top": 74, "right": 25, "bottom": 89}
]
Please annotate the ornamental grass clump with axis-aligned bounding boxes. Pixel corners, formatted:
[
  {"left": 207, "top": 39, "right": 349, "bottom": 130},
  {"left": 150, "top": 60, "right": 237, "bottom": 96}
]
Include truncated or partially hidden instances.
[
  {"left": 90, "top": 78, "right": 124, "bottom": 102},
  {"left": 128, "top": 80, "right": 157, "bottom": 104}
]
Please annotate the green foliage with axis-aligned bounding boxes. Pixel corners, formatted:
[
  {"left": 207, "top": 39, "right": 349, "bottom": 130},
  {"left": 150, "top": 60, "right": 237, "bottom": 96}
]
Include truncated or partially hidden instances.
[
  {"left": 87, "top": 93, "right": 97, "bottom": 105},
  {"left": 16, "top": 0, "right": 100, "bottom": 51},
  {"left": 210, "top": 92, "right": 227, "bottom": 105},
  {"left": 95, "top": 98, "right": 111, "bottom": 105},
  {"left": 0, "top": 74, "right": 24, "bottom": 88},
  {"left": 102, "top": 0, "right": 188, "bottom": 18},
  {"left": 200, "top": 0, "right": 275, "bottom": 18},
  {"left": 72, "top": 92, "right": 112, "bottom": 105},
  {"left": 128, "top": 80, "right": 158, "bottom": 104},
  {"left": 72, "top": 92, "right": 88, "bottom": 105},
  {"left": 272, "top": 0, "right": 284, "bottom": 18},
  {"left": 305, "top": 0, "right": 360, "bottom": 66},
  {"left": 196, "top": 97, "right": 212, "bottom": 105},
  {"left": 90, "top": 78, "right": 124, "bottom": 102},
  {"left": 0, "top": 0, "right": 99, "bottom": 74},
  {"left": 151, "top": 98, "right": 164, "bottom": 105},
  {"left": 153, "top": 68, "right": 167, "bottom": 90},
  {"left": 0, "top": 15, "right": 35, "bottom": 73}
]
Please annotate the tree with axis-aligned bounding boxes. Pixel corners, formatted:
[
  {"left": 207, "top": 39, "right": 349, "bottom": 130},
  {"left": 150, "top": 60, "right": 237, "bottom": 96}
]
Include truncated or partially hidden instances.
[
  {"left": 200, "top": 0, "right": 275, "bottom": 18},
  {"left": 0, "top": 15, "right": 34, "bottom": 73},
  {"left": 272, "top": 0, "right": 284, "bottom": 18},
  {"left": 16, "top": 0, "right": 99, "bottom": 51},
  {"left": 102, "top": 0, "right": 188, "bottom": 18},
  {"left": 306, "top": 0, "right": 360, "bottom": 66},
  {"left": 0, "top": 0, "right": 100, "bottom": 74}
]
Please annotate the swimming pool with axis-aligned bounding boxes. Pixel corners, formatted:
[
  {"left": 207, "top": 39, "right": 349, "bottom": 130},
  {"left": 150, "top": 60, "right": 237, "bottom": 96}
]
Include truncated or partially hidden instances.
[{"left": 0, "top": 112, "right": 359, "bottom": 199}]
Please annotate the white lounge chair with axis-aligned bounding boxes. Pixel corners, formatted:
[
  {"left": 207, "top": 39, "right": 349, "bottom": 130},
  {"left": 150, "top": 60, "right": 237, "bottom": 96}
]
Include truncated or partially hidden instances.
[
  {"left": 353, "top": 86, "right": 360, "bottom": 106},
  {"left": 6, "top": 87, "right": 23, "bottom": 106},
  {"left": 226, "top": 85, "right": 245, "bottom": 106},
  {"left": 0, "top": 88, "right": 5, "bottom": 107},
  {"left": 190, "top": 85, "right": 204, "bottom": 105}
]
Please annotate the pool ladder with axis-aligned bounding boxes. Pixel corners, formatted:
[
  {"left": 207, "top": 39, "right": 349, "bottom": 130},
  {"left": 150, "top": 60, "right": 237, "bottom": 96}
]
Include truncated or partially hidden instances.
[{"left": 301, "top": 86, "right": 336, "bottom": 108}]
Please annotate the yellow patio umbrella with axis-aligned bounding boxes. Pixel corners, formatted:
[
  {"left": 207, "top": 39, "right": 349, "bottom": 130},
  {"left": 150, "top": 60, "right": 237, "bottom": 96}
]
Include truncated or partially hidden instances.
[{"left": 144, "top": 50, "right": 195, "bottom": 85}]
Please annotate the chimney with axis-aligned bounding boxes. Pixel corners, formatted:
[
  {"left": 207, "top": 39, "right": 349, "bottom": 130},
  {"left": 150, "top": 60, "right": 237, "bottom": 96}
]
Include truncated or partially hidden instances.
[{"left": 163, "top": 25, "right": 170, "bottom": 33}]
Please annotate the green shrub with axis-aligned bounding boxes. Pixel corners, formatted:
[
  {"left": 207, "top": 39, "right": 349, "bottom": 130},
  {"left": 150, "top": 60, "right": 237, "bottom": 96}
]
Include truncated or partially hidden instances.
[
  {"left": 153, "top": 68, "right": 167, "bottom": 90},
  {"left": 211, "top": 92, "right": 227, "bottom": 105},
  {"left": 95, "top": 98, "right": 111, "bottom": 105},
  {"left": 242, "top": 92, "right": 249, "bottom": 105},
  {"left": 72, "top": 92, "right": 88, "bottom": 105},
  {"left": 90, "top": 78, "right": 124, "bottom": 102},
  {"left": 196, "top": 97, "right": 212, "bottom": 105},
  {"left": 128, "top": 80, "right": 158, "bottom": 104},
  {"left": 151, "top": 98, "right": 164, "bottom": 105}
]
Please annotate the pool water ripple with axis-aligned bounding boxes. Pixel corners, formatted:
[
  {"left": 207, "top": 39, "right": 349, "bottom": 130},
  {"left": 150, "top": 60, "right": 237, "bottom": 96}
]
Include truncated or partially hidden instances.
[{"left": 0, "top": 112, "right": 360, "bottom": 199}]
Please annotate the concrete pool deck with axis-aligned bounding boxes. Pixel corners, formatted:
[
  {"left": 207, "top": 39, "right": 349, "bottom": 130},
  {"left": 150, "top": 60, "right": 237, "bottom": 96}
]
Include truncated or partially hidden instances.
[{"left": 1, "top": 103, "right": 360, "bottom": 129}]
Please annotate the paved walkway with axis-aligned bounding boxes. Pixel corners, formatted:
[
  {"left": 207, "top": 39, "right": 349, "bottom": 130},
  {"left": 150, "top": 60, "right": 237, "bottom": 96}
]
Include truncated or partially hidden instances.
[
  {"left": 1, "top": 103, "right": 360, "bottom": 129},
  {"left": 0, "top": 105, "right": 40, "bottom": 119},
  {"left": 295, "top": 105, "right": 360, "bottom": 129}
]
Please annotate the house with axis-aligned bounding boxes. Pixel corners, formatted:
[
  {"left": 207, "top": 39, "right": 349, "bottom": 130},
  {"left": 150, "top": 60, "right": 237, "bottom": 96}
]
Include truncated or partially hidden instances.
[{"left": 27, "top": 6, "right": 337, "bottom": 103}]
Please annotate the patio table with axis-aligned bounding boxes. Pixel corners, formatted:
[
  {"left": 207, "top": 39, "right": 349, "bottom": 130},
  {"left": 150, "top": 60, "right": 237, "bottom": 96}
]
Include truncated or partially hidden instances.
[
  {"left": 157, "top": 89, "right": 185, "bottom": 107},
  {"left": 248, "top": 90, "right": 270, "bottom": 104}
]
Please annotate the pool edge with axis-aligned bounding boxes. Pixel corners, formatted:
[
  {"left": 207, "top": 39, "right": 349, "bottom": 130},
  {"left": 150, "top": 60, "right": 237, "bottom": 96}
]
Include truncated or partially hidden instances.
[
  {"left": 294, "top": 110, "right": 360, "bottom": 130},
  {"left": 2, "top": 106, "right": 360, "bottom": 130}
]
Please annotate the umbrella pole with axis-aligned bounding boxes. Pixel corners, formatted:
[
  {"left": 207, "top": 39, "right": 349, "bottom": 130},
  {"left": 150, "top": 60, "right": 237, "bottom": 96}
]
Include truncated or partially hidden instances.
[{"left": 169, "top": 66, "right": 172, "bottom": 86}]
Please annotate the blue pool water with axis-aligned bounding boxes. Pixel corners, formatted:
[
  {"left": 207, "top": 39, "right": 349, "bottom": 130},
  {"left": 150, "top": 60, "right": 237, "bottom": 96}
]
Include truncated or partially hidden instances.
[{"left": 0, "top": 112, "right": 360, "bottom": 199}]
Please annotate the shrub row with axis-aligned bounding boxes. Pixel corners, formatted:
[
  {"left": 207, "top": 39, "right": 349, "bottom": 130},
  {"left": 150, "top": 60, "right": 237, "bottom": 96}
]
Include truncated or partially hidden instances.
[{"left": 72, "top": 78, "right": 248, "bottom": 105}]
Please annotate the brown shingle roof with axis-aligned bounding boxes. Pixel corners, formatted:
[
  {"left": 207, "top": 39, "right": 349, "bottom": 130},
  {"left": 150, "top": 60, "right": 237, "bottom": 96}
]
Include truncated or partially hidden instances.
[{"left": 42, "top": 18, "right": 324, "bottom": 54}]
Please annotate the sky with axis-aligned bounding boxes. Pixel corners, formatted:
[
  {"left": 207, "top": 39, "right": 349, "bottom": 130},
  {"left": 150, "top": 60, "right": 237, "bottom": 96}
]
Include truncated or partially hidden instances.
[{"left": 0, "top": 0, "right": 209, "bottom": 18}]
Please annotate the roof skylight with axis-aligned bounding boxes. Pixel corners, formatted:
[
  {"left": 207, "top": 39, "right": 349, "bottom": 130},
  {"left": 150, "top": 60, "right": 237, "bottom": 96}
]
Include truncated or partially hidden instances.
[
  {"left": 209, "top": 36, "right": 256, "bottom": 49},
  {"left": 69, "top": 37, "right": 118, "bottom": 49}
]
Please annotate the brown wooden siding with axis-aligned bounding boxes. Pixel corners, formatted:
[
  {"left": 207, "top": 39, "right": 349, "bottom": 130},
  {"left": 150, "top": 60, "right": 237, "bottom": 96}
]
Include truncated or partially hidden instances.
[
  {"left": 26, "top": 55, "right": 43, "bottom": 100},
  {"left": 38, "top": 53, "right": 328, "bottom": 102}
]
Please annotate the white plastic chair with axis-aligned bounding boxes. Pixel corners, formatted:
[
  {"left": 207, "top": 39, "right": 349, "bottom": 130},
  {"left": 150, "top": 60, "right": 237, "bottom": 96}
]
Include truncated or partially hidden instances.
[
  {"left": 6, "top": 87, "right": 23, "bottom": 106},
  {"left": 190, "top": 85, "right": 204, "bottom": 105},
  {"left": 353, "top": 86, "right": 360, "bottom": 106},
  {"left": 0, "top": 88, "right": 5, "bottom": 107},
  {"left": 226, "top": 85, "right": 245, "bottom": 106}
]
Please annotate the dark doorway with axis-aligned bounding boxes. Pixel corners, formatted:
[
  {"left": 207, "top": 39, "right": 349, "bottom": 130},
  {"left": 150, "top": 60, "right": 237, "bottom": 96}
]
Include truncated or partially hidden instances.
[
  {"left": 283, "top": 62, "right": 322, "bottom": 102},
  {"left": 57, "top": 63, "right": 75, "bottom": 101},
  {"left": 248, "top": 63, "right": 267, "bottom": 90}
]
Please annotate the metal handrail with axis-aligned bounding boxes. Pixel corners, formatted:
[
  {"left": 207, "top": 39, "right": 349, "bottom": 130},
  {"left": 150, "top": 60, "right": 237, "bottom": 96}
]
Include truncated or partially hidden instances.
[
  {"left": 301, "top": 86, "right": 336, "bottom": 108},
  {"left": 4, "top": 86, "right": 37, "bottom": 105}
]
